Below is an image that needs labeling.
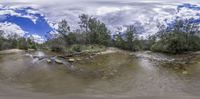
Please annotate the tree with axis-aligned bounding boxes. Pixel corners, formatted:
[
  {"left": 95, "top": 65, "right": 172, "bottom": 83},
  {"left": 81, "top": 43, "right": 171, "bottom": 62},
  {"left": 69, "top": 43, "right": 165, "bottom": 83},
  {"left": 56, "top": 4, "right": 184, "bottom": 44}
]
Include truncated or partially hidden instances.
[
  {"left": 79, "top": 14, "right": 90, "bottom": 33},
  {"left": 17, "top": 37, "right": 28, "bottom": 50},
  {"left": 57, "top": 20, "right": 71, "bottom": 46},
  {"left": 113, "top": 27, "right": 126, "bottom": 49},
  {"left": 0, "top": 30, "right": 4, "bottom": 50},
  {"left": 125, "top": 25, "right": 137, "bottom": 50},
  {"left": 96, "top": 22, "right": 112, "bottom": 46},
  {"left": 78, "top": 14, "right": 111, "bottom": 46},
  {"left": 114, "top": 33, "right": 125, "bottom": 49},
  {"left": 151, "top": 19, "right": 200, "bottom": 54},
  {"left": 67, "top": 33, "right": 77, "bottom": 45},
  {"left": 27, "top": 37, "right": 37, "bottom": 49}
]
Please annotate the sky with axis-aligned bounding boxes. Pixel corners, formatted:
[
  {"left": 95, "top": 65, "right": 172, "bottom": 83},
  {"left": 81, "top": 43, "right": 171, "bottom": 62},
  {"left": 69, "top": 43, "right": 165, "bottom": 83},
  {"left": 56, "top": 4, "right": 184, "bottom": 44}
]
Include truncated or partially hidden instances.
[{"left": 0, "top": 0, "right": 200, "bottom": 43}]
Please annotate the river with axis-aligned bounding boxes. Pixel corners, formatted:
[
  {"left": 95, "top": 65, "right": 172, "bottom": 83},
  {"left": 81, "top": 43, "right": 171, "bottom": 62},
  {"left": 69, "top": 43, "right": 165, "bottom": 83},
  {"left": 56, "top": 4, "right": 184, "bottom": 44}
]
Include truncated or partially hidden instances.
[{"left": 0, "top": 50, "right": 200, "bottom": 98}]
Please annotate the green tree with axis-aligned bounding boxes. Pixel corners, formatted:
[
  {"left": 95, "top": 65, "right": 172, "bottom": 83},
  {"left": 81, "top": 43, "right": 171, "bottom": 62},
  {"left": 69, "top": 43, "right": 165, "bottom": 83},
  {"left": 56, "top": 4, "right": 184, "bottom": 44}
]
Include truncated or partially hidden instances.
[
  {"left": 57, "top": 20, "right": 71, "bottom": 46},
  {"left": 17, "top": 37, "right": 28, "bottom": 50},
  {"left": 88, "top": 17, "right": 111, "bottom": 45},
  {"left": 125, "top": 25, "right": 137, "bottom": 50},
  {"left": 151, "top": 19, "right": 200, "bottom": 54},
  {"left": 79, "top": 14, "right": 90, "bottom": 33},
  {"left": 79, "top": 15, "right": 111, "bottom": 46},
  {"left": 27, "top": 37, "right": 37, "bottom": 49},
  {"left": 67, "top": 33, "right": 77, "bottom": 45},
  {"left": 113, "top": 33, "right": 125, "bottom": 49}
]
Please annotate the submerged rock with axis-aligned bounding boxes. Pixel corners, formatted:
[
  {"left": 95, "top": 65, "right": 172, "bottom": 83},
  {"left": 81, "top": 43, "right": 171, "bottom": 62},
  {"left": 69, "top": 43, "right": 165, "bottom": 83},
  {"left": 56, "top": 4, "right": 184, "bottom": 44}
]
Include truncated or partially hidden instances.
[
  {"left": 28, "top": 49, "right": 35, "bottom": 52},
  {"left": 55, "top": 59, "right": 63, "bottom": 64},
  {"left": 46, "top": 59, "right": 52, "bottom": 63},
  {"left": 76, "top": 58, "right": 81, "bottom": 61},
  {"left": 129, "top": 53, "right": 134, "bottom": 56},
  {"left": 69, "top": 58, "right": 75, "bottom": 62},
  {"left": 182, "top": 71, "right": 188, "bottom": 75}
]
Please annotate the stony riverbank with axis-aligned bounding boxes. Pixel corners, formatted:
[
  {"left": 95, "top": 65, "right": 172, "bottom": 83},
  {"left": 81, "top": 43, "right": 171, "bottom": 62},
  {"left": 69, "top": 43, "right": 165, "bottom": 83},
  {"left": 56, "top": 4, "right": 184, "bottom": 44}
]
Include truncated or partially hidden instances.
[{"left": 0, "top": 49, "right": 24, "bottom": 54}]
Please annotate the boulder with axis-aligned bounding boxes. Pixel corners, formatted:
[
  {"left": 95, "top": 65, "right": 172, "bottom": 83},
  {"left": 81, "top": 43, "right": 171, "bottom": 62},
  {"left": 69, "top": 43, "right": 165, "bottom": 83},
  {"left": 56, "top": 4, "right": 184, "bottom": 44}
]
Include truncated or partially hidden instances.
[
  {"left": 47, "top": 59, "right": 51, "bottom": 63},
  {"left": 69, "top": 58, "right": 75, "bottom": 62},
  {"left": 182, "top": 71, "right": 188, "bottom": 75},
  {"left": 129, "top": 53, "right": 134, "bottom": 56},
  {"left": 55, "top": 59, "right": 63, "bottom": 64},
  {"left": 76, "top": 58, "right": 81, "bottom": 61},
  {"left": 28, "top": 49, "right": 35, "bottom": 52}
]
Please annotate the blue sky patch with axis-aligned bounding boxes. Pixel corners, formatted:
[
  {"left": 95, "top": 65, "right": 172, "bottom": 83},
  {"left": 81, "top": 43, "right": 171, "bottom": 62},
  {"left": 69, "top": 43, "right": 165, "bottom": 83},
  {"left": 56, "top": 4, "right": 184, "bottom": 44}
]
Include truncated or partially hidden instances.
[{"left": 0, "top": 7, "right": 52, "bottom": 39}]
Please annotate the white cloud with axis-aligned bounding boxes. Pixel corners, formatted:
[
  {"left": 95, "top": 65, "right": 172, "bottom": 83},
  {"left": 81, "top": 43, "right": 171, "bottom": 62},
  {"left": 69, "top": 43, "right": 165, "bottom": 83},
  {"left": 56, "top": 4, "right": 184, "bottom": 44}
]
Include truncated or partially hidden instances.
[
  {"left": 96, "top": 6, "right": 131, "bottom": 15},
  {"left": 0, "top": 5, "right": 41, "bottom": 24},
  {"left": 96, "top": 7, "right": 120, "bottom": 15},
  {"left": 0, "top": 22, "right": 27, "bottom": 37},
  {"left": 26, "top": 9, "right": 41, "bottom": 15},
  {"left": 0, "top": 0, "right": 200, "bottom": 38},
  {"left": 28, "top": 34, "right": 46, "bottom": 44},
  {"left": 0, "top": 9, "right": 21, "bottom": 16}
]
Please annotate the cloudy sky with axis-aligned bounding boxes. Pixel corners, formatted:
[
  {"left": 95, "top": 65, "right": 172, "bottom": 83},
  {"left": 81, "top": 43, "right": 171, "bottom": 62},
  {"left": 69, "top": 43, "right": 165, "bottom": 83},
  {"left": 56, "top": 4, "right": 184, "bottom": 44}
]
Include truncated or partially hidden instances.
[{"left": 0, "top": 0, "right": 200, "bottom": 42}]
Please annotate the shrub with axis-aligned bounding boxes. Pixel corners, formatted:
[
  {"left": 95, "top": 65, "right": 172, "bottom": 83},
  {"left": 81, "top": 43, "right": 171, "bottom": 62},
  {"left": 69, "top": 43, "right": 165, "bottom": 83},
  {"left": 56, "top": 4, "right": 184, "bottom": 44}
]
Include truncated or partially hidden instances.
[
  {"left": 50, "top": 45, "right": 64, "bottom": 52},
  {"left": 72, "top": 45, "right": 82, "bottom": 52}
]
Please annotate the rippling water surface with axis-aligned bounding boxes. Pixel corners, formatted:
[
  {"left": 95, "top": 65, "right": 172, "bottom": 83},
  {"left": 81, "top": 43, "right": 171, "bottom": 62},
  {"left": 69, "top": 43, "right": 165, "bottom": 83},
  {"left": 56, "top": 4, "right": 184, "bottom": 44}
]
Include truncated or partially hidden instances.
[{"left": 0, "top": 51, "right": 200, "bottom": 98}]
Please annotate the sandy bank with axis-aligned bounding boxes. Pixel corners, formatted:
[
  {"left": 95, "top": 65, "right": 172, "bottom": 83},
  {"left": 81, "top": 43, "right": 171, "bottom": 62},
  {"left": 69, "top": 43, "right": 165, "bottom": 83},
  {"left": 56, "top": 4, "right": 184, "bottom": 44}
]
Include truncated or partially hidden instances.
[{"left": 0, "top": 49, "right": 24, "bottom": 54}]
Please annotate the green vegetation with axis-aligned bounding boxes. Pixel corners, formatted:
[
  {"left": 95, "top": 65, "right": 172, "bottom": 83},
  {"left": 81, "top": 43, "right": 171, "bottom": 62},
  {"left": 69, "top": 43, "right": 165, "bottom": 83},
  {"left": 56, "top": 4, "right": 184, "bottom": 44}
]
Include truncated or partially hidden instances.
[
  {"left": 1, "top": 14, "right": 200, "bottom": 54},
  {"left": 44, "top": 14, "right": 111, "bottom": 53},
  {"left": 151, "top": 20, "right": 200, "bottom": 54},
  {"left": 45, "top": 14, "right": 144, "bottom": 53},
  {"left": 65, "top": 44, "right": 106, "bottom": 53},
  {"left": 44, "top": 16, "right": 200, "bottom": 54},
  {"left": 78, "top": 14, "right": 112, "bottom": 46},
  {"left": 0, "top": 30, "right": 38, "bottom": 50}
]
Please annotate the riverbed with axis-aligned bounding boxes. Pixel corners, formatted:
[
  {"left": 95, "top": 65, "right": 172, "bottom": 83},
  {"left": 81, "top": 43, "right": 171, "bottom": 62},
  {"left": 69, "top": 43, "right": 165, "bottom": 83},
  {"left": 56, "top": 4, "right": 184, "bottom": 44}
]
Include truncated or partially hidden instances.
[{"left": 0, "top": 50, "right": 200, "bottom": 98}]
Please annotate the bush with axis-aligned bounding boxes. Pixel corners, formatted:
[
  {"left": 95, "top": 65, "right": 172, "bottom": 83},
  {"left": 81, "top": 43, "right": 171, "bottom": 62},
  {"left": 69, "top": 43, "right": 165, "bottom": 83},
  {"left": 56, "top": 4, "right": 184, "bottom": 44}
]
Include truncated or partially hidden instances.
[
  {"left": 50, "top": 45, "right": 64, "bottom": 52},
  {"left": 151, "top": 32, "right": 200, "bottom": 54},
  {"left": 71, "top": 45, "right": 82, "bottom": 52},
  {"left": 150, "top": 19, "right": 200, "bottom": 54},
  {"left": 1, "top": 42, "right": 12, "bottom": 50}
]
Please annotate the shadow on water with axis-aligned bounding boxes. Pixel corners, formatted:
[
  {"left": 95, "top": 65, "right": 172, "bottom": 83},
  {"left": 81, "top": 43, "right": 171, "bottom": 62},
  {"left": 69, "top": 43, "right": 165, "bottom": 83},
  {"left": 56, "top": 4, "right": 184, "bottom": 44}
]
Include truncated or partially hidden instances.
[{"left": 0, "top": 51, "right": 200, "bottom": 97}]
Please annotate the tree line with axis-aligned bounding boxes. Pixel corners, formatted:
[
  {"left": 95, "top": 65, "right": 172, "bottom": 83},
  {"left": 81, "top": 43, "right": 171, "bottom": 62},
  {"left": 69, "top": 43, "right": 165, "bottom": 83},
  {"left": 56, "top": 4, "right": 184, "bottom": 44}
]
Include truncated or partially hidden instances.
[
  {"left": 0, "top": 30, "right": 37, "bottom": 50},
  {"left": 44, "top": 14, "right": 200, "bottom": 54},
  {"left": 46, "top": 14, "right": 199, "bottom": 54},
  {"left": 151, "top": 19, "right": 200, "bottom": 53},
  {"left": 1, "top": 14, "right": 200, "bottom": 54}
]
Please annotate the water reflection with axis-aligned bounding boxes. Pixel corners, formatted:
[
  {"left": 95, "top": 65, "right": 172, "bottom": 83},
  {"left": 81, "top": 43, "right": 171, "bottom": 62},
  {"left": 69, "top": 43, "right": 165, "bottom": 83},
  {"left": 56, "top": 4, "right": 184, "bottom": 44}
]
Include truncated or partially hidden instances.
[{"left": 0, "top": 51, "right": 199, "bottom": 97}]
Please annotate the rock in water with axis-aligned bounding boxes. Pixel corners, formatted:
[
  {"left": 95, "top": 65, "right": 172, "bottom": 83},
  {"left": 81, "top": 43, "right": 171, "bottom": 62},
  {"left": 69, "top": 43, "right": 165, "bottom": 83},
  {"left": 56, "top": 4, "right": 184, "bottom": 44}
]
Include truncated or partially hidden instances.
[
  {"left": 76, "top": 58, "right": 81, "bottom": 61},
  {"left": 28, "top": 49, "right": 35, "bottom": 52},
  {"left": 55, "top": 59, "right": 63, "bottom": 64},
  {"left": 69, "top": 58, "right": 75, "bottom": 62},
  {"left": 182, "top": 71, "right": 188, "bottom": 75},
  {"left": 129, "top": 53, "right": 134, "bottom": 56},
  {"left": 47, "top": 59, "right": 51, "bottom": 63}
]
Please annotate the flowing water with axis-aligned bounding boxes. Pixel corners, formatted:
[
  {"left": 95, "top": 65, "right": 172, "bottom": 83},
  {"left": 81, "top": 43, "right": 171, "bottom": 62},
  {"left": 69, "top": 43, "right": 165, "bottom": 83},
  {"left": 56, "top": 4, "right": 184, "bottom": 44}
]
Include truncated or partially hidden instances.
[{"left": 0, "top": 50, "right": 200, "bottom": 98}]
